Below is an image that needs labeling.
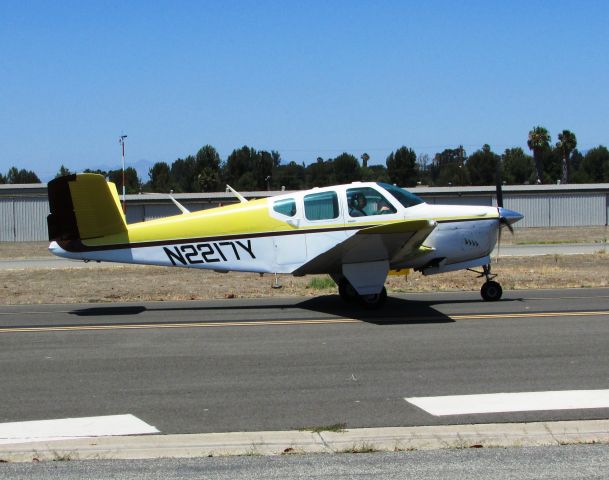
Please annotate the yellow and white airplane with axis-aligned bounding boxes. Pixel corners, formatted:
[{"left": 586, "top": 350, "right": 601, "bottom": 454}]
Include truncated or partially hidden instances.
[{"left": 47, "top": 173, "right": 523, "bottom": 308}]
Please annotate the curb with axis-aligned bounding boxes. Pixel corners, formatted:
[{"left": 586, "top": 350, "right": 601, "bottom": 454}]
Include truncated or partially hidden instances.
[{"left": 0, "top": 419, "right": 608, "bottom": 462}]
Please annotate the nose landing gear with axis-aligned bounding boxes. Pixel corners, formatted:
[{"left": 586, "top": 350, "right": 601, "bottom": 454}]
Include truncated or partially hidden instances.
[{"left": 469, "top": 264, "right": 503, "bottom": 301}]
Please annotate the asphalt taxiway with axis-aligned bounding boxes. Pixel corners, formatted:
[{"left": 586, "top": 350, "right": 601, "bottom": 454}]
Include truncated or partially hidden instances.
[{"left": 0, "top": 288, "right": 608, "bottom": 436}]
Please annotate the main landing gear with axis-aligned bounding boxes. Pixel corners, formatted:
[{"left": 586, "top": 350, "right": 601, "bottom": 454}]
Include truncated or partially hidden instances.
[
  {"left": 338, "top": 278, "right": 387, "bottom": 309},
  {"left": 469, "top": 264, "right": 503, "bottom": 301}
]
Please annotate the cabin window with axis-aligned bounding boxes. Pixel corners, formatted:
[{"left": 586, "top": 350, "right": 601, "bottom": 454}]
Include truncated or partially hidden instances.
[
  {"left": 347, "top": 187, "right": 397, "bottom": 217},
  {"left": 273, "top": 198, "right": 297, "bottom": 217},
  {"left": 304, "top": 191, "right": 339, "bottom": 221}
]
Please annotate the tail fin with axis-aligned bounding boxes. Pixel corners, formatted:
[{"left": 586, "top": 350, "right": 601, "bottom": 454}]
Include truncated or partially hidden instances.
[{"left": 47, "top": 174, "right": 127, "bottom": 243}]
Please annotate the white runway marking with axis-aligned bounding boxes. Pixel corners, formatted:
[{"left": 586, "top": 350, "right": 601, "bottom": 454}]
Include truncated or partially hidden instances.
[
  {"left": 0, "top": 414, "right": 159, "bottom": 445},
  {"left": 405, "top": 389, "right": 609, "bottom": 416}
]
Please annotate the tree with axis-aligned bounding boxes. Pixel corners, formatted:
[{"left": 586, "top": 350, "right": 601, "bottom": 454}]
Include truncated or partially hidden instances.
[
  {"left": 556, "top": 130, "right": 577, "bottom": 183},
  {"left": 305, "top": 157, "right": 335, "bottom": 187},
  {"left": 256, "top": 150, "right": 280, "bottom": 190},
  {"left": 361, "top": 164, "right": 389, "bottom": 183},
  {"left": 272, "top": 161, "right": 305, "bottom": 190},
  {"left": 6, "top": 167, "right": 41, "bottom": 183},
  {"left": 0, "top": 172, "right": 5, "bottom": 184},
  {"left": 502, "top": 147, "right": 535, "bottom": 184},
  {"left": 55, "top": 165, "right": 72, "bottom": 178},
  {"left": 194, "top": 145, "right": 222, "bottom": 191},
  {"left": 332, "top": 152, "right": 360, "bottom": 184},
  {"left": 416, "top": 153, "right": 431, "bottom": 185},
  {"left": 466, "top": 145, "right": 499, "bottom": 186},
  {"left": 569, "top": 149, "right": 585, "bottom": 182},
  {"left": 386, "top": 147, "right": 418, "bottom": 187},
  {"left": 361, "top": 153, "right": 370, "bottom": 168},
  {"left": 107, "top": 167, "right": 140, "bottom": 194},
  {"left": 224, "top": 146, "right": 254, "bottom": 188},
  {"left": 430, "top": 146, "right": 468, "bottom": 186},
  {"left": 170, "top": 156, "right": 196, "bottom": 192},
  {"left": 542, "top": 147, "right": 562, "bottom": 184},
  {"left": 580, "top": 146, "right": 609, "bottom": 182},
  {"left": 83, "top": 168, "right": 108, "bottom": 176},
  {"left": 223, "top": 146, "right": 281, "bottom": 191},
  {"left": 148, "top": 162, "right": 171, "bottom": 192},
  {"left": 527, "top": 126, "right": 551, "bottom": 183}
]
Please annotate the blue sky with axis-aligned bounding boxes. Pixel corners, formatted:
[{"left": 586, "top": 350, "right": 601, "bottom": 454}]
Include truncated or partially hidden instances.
[{"left": 1, "top": 0, "right": 608, "bottom": 181}]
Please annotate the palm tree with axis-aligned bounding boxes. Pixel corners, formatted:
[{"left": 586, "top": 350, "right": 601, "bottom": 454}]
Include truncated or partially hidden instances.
[
  {"left": 556, "top": 130, "right": 577, "bottom": 184},
  {"left": 361, "top": 153, "right": 370, "bottom": 168},
  {"left": 527, "top": 126, "right": 551, "bottom": 184}
]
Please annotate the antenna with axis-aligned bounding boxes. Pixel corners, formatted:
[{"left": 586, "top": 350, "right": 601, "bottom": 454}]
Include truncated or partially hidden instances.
[
  {"left": 226, "top": 184, "right": 248, "bottom": 203},
  {"left": 119, "top": 134, "right": 128, "bottom": 213}
]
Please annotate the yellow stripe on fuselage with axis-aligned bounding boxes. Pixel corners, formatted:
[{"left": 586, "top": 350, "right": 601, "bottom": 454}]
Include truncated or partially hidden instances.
[{"left": 82, "top": 198, "right": 499, "bottom": 248}]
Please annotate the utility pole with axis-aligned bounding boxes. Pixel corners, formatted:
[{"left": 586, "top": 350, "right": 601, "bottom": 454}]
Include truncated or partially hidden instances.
[{"left": 119, "top": 134, "right": 128, "bottom": 213}]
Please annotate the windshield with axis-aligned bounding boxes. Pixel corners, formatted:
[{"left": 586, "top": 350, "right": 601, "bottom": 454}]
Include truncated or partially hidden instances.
[{"left": 377, "top": 183, "right": 424, "bottom": 208}]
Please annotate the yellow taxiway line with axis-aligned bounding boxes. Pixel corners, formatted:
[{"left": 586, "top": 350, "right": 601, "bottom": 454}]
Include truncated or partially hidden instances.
[
  {"left": 0, "top": 310, "right": 608, "bottom": 334},
  {"left": 0, "top": 318, "right": 360, "bottom": 334}
]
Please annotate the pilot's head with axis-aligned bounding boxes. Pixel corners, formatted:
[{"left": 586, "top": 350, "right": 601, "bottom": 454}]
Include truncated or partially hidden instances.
[{"left": 353, "top": 193, "right": 367, "bottom": 209}]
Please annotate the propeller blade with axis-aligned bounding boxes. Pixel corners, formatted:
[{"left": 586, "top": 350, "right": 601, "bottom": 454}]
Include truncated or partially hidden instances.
[
  {"left": 500, "top": 216, "right": 514, "bottom": 234},
  {"left": 496, "top": 222, "right": 502, "bottom": 262},
  {"left": 496, "top": 182, "right": 503, "bottom": 209},
  {"left": 495, "top": 159, "right": 504, "bottom": 208}
]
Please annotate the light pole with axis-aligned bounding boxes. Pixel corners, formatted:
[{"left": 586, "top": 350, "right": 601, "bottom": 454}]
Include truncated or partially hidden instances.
[{"left": 119, "top": 134, "right": 128, "bottom": 212}]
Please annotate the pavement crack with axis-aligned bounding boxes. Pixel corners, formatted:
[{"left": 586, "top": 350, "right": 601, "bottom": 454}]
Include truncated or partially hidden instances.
[
  {"left": 315, "top": 432, "right": 334, "bottom": 452},
  {"left": 542, "top": 422, "right": 560, "bottom": 445}
]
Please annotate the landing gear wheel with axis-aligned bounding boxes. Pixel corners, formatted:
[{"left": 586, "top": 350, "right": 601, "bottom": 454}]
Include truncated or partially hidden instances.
[
  {"left": 338, "top": 278, "right": 358, "bottom": 303},
  {"left": 481, "top": 281, "right": 502, "bottom": 301},
  {"left": 358, "top": 287, "right": 387, "bottom": 309}
]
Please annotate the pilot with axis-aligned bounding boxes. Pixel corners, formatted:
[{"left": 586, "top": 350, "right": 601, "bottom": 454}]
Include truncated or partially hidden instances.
[{"left": 349, "top": 193, "right": 367, "bottom": 217}]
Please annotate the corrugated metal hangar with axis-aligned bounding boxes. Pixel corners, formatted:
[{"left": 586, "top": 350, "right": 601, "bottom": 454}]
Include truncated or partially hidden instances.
[{"left": 1, "top": 183, "right": 608, "bottom": 242}]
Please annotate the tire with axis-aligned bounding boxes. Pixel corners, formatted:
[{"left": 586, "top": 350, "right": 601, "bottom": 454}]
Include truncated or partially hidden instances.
[
  {"left": 481, "top": 281, "right": 502, "bottom": 301},
  {"left": 358, "top": 286, "right": 387, "bottom": 309},
  {"left": 338, "top": 278, "right": 358, "bottom": 303}
]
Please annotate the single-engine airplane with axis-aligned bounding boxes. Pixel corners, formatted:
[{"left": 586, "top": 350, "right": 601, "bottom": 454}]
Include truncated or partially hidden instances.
[{"left": 47, "top": 174, "right": 523, "bottom": 308}]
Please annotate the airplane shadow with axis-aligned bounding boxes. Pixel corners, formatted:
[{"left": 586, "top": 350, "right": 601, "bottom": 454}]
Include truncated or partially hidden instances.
[
  {"left": 66, "top": 295, "right": 524, "bottom": 326},
  {"left": 296, "top": 295, "right": 458, "bottom": 325},
  {"left": 72, "top": 306, "right": 147, "bottom": 317}
]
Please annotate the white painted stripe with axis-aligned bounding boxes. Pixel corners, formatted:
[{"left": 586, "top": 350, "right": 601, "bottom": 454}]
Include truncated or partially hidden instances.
[
  {"left": 0, "top": 414, "right": 159, "bottom": 445},
  {"left": 405, "top": 390, "right": 609, "bottom": 416}
]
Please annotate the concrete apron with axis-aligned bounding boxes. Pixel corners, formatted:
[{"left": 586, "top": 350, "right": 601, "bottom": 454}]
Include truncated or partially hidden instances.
[{"left": 0, "top": 419, "right": 608, "bottom": 462}]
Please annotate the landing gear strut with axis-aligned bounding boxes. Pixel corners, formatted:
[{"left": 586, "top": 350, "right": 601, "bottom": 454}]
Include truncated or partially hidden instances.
[
  {"left": 469, "top": 264, "right": 503, "bottom": 301},
  {"left": 337, "top": 278, "right": 387, "bottom": 309}
]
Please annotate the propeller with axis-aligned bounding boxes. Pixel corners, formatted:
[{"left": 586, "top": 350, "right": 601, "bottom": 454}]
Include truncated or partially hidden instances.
[
  {"left": 495, "top": 183, "right": 524, "bottom": 260},
  {"left": 495, "top": 164, "right": 512, "bottom": 260}
]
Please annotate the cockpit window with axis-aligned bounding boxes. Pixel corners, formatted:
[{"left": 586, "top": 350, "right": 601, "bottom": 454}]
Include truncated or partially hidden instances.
[
  {"left": 347, "top": 187, "right": 397, "bottom": 217},
  {"left": 377, "top": 183, "right": 423, "bottom": 208},
  {"left": 273, "top": 198, "right": 296, "bottom": 217}
]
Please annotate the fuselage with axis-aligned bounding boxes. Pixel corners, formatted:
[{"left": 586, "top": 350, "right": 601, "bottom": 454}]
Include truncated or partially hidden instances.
[{"left": 49, "top": 182, "right": 514, "bottom": 278}]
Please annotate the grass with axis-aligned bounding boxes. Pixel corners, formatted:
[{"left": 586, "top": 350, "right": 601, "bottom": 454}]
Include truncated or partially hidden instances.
[
  {"left": 307, "top": 276, "right": 336, "bottom": 290},
  {"left": 300, "top": 423, "right": 347, "bottom": 433},
  {"left": 514, "top": 240, "right": 583, "bottom": 245},
  {"left": 2, "top": 228, "right": 609, "bottom": 305},
  {"left": 51, "top": 451, "right": 74, "bottom": 462},
  {"left": 1, "top": 253, "right": 609, "bottom": 305},
  {"left": 505, "top": 226, "right": 608, "bottom": 245},
  {"left": 339, "top": 442, "right": 379, "bottom": 454}
]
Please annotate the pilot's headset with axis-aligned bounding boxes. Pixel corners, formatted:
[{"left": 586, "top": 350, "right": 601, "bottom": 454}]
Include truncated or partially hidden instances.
[{"left": 353, "top": 192, "right": 367, "bottom": 209}]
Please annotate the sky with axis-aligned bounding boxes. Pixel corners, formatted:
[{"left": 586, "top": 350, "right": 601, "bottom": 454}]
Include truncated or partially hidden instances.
[{"left": 1, "top": 0, "right": 608, "bottom": 181}]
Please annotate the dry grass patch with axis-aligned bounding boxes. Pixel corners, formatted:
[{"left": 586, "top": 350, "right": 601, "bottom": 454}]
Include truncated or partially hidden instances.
[
  {"left": 507, "top": 226, "right": 608, "bottom": 245},
  {"left": 1, "top": 253, "right": 608, "bottom": 305},
  {"left": 0, "top": 242, "right": 51, "bottom": 259}
]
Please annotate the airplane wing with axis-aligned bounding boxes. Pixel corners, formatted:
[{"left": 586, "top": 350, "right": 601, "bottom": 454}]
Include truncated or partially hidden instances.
[{"left": 293, "top": 219, "right": 436, "bottom": 276}]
